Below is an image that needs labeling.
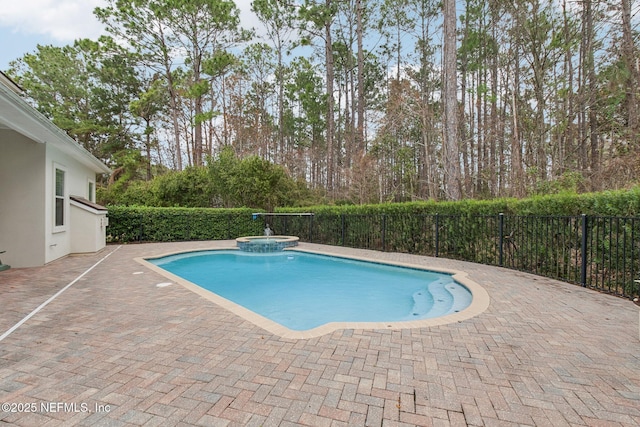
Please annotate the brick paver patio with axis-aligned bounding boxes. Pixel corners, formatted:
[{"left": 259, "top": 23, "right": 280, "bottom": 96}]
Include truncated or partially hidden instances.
[{"left": 0, "top": 241, "right": 638, "bottom": 426}]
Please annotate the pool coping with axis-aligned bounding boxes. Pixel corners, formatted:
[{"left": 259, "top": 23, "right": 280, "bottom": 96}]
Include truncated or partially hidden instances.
[{"left": 135, "top": 244, "right": 490, "bottom": 339}]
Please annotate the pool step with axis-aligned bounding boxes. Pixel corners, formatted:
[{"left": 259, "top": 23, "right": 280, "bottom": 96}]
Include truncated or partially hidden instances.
[
  {"left": 425, "top": 278, "right": 455, "bottom": 317},
  {"left": 409, "top": 278, "right": 455, "bottom": 319}
]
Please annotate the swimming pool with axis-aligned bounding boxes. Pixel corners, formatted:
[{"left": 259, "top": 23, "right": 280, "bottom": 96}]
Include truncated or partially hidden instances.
[{"left": 143, "top": 248, "right": 487, "bottom": 337}]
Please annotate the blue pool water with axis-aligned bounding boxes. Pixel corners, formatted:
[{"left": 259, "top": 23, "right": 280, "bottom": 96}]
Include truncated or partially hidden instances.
[{"left": 150, "top": 250, "right": 472, "bottom": 331}]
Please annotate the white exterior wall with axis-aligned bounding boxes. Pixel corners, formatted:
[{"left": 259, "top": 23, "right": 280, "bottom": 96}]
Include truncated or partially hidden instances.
[
  {"left": 44, "top": 143, "right": 100, "bottom": 264},
  {"left": 0, "top": 130, "right": 46, "bottom": 267},
  {"left": 1, "top": 73, "right": 110, "bottom": 269},
  {"left": 70, "top": 203, "right": 107, "bottom": 253},
  {"left": 0, "top": 130, "right": 101, "bottom": 267}
]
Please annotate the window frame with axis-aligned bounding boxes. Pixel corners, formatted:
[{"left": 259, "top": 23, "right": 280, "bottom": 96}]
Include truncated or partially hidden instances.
[
  {"left": 87, "top": 179, "right": 95, "bottom": 203},
  {"left": 53, "top": 164, "right": 67, "bottom": 233}
]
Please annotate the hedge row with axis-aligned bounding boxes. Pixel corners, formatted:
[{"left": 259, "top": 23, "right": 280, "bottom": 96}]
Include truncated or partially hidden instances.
[
  {"left": 106, "top": 206, "right": 262, "bottom": 243},
  {"left": 107, "top": 188, "right": 640, "bottom": 243},
  {"left": 276, "top": 187, "right": 640, "bottom": 217}
]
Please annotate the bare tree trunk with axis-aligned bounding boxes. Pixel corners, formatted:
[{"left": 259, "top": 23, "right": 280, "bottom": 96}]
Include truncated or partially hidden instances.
[
  {"left": 559, "top": 0, "right": 574, "bottom": 175},
  {"left": 490, "top": 15, "right": 498, "bottom": 196},
  {"left": 621, "top": 0, "right": 639, "bottom": 136},
  {"left": 194, "top": 97, "right": 203, "bottom": 166},
  {"left": 510, "top": 57, "right": 525, "bottom": 197},
  {"left": 462, "top": 76, "right": 473, "bottom": 196},
  {"left": 192, "top": 46, "right": 203, "bottom": 167},
  {"left": 584, "top": 0, "right": 599, "bottom": 179},
  {"left": 277, "top": 46, "right": 285, "bottom": 165},
  {"left": 442, "top": 0, "right": 462, "bottom": 200},
  {"left": 325, "top": 0, "right": 336, "bottom": 194},
  {"left": 578, "top": 0, "right": 590, "bottom": 172},
  {"left": 356, "top": 0, "right": 365, "bottom": 155},
  {"left": 164, "top": 63, "right": 183, "bottom": 170},
  {"left": 222, "top": 76, "right": 229, "bottom": 147}
]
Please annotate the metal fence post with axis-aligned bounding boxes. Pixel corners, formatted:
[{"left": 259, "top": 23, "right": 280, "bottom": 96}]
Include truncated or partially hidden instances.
[
  {"left": 341, "top": 214, "right": 346, "bottom": 246},
  {"left": 499, "top": 213, "right": 504, "bottom": 267},
  {"left": 435, "top": 213, "right": 440, "bottom": 258},
  {"left": 309, "top": 214, "right": 313, "bottom": 242},
  {"left": 581, "top": 214, "right": 588, "bottom": 287}
]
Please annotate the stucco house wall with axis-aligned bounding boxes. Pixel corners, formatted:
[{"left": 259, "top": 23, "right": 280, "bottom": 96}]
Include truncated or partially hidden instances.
[
  {"left": 0, "top": 72, "right": 111, "bottom": 268},
  {"left": 70, "top": 197, "right": 108, "bottom": 254},
  {"left": 0, "top": 130, "right": 46, "bottom": 267},
  {"left": 44, "top": 143, "right": 103, "bottom": 264}
]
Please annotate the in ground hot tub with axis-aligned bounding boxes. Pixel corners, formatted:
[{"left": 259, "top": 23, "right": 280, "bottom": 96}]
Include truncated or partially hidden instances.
[{"left": 236, "top": 236, "right": 299, "bottom": 252}]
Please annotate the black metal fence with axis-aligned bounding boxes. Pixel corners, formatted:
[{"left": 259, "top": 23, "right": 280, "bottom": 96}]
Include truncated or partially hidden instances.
[{"left": 263, "top": 213, "right": 640, "bottom": 299}]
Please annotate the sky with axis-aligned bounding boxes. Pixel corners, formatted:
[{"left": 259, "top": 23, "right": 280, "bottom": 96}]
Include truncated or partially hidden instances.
[{"left": 0, "top": 0, "right": 261, "bottom": 73}]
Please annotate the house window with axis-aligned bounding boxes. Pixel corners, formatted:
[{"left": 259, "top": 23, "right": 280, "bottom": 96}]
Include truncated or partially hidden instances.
[
  {"left": 55, "top": 167, "right": 65, "bottom": 228},
  {"left": 88, "top": 181, "right": 95, "bottom": 202}
]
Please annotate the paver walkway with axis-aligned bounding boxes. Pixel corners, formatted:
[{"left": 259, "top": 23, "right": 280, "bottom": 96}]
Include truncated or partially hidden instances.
[{"left": 0, "top": 241, "right": 638, "bottom": 427}]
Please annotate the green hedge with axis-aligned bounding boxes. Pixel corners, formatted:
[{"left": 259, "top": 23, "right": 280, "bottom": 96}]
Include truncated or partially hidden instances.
[
  {"left": 106, "top": 206, "right": 262, "bottom": 243},
  {"left": 107, "top": 188, "right": 640, "bottom": 244},
  {"left": 274, "top": 187, "right": 640, "bottom": 217}
]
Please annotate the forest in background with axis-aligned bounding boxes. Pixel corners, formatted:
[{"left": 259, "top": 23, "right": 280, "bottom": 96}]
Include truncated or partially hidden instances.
[{"left": 5, "top": 0, "right": 640, "bottom": 206}]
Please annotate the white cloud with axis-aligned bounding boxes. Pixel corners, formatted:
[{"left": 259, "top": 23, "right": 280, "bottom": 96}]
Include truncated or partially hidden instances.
[
  {"left": 236, "top": 0, "right": 269, "bottom": 40},
  {"left": 0, "top": 0, "right": 106, "bottom": 42},
  {"left": 0, "top": 0, "right": 266, "bottom": 42},
  {"left": 237, "top": 0, "right": 257, "bottom": 27},
  {"left": 0, "top": 0, "right": 267, "bottom": 70}
]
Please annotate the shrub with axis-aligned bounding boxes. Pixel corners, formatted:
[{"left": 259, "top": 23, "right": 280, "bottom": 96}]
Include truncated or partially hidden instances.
[{"left": 106, "top": 206, "right": 261, "bottom": 243}]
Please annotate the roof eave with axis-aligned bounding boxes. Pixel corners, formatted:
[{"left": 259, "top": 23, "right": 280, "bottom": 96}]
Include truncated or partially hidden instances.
[{"left": 0, "top": 81, "right": 112, "bottom": 175}]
